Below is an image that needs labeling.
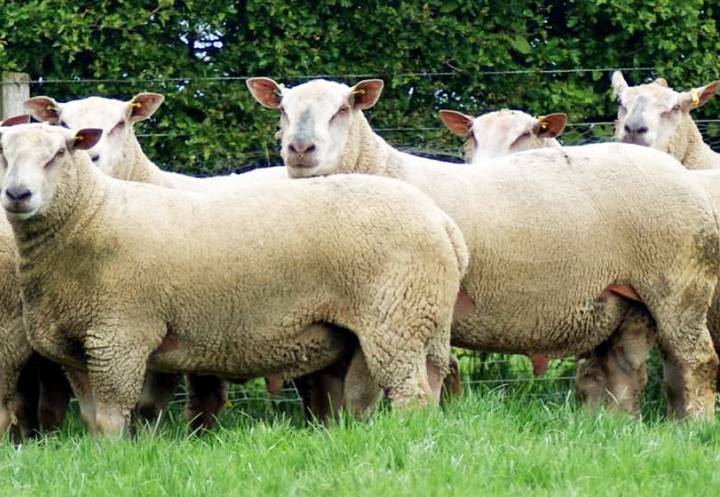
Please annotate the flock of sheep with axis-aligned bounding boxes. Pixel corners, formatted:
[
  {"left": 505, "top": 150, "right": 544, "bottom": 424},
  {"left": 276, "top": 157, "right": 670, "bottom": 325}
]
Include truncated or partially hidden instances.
[{"left": 0, "top": 69, "right": 718, "bottom": 441}]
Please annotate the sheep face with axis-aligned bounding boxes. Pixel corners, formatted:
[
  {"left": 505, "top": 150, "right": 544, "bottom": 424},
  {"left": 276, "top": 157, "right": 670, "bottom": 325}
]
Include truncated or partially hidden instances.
[
  {"left": 0, "top": 124, "right": 101, "bottom": 220},
  {"left": 440, "top": 109, "right": 566, "bottom": 163},
  {"left": 612, "top": 71, "right": 719, "bottom": 151},
  {"left": 23, "top": 94, "right": 164, "bottom": 178},
  {"left": 247, "top": 78, "right": 383, "bottom": 178}
]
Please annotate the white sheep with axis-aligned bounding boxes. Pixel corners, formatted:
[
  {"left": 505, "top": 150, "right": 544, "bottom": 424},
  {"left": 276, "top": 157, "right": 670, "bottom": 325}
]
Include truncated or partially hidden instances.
[
  {"left": 0, "top": 115, "right": 74, "bottom": 441},
  {"left": 612, "top": 71, "right": 720, "bottom": 169},
  {"left": 247, "top": 77, "right": 720, "bottom": 419},
  {"left": 576, "top": 73, "right": 720, "bottom": 414},
  {"left": 23, "top": 94, "right": 287, "bottom": 189},
  {"left": 0, "top": 123, "right": 468, "bottom": 436},
  {"left": 24, "top": 93, "right": 289, "bottom": 429},
  {"left": 439, "top": 109, "right": 566, "bottom": 163},
  {"left": 440, "top": 108, "right": 567, "bottom": 378}
]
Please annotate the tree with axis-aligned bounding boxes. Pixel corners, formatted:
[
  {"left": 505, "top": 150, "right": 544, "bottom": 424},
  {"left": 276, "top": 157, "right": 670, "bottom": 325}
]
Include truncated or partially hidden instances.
[{"left": 2, "top": 0, "right": 718, "bottom": 173}]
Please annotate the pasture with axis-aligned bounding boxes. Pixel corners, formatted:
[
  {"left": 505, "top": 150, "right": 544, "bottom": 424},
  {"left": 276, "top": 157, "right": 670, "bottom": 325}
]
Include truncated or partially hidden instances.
[
  {"left": 2, "top": 359, "right": 719, "bottom": 497},
  {"left": 2, "top": 394, "right": 719, "bottom": 496}
]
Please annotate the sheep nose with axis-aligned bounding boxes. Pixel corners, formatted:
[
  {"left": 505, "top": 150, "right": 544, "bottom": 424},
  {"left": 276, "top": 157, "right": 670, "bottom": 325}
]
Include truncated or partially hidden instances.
[
  {"left": 624, "top": 124, "right": 648, "bottom": 135},
  {"left": 5, "top": 186, "right": 32, "bottom": 202},
  {"left": 288, "top": 142, "right": 316, "bottom": 154}
]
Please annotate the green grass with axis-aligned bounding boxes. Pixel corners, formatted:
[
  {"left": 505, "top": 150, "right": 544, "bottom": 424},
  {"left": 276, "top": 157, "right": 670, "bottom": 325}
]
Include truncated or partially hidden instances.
[{"left": 2, "top": 383, "right": 720, "bottom": 497}]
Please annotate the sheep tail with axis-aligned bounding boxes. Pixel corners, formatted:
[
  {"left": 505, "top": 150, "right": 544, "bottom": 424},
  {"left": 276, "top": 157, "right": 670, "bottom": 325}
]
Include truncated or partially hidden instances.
[{"left": 443, "top": 217, "right": 469, "bottom": 279}]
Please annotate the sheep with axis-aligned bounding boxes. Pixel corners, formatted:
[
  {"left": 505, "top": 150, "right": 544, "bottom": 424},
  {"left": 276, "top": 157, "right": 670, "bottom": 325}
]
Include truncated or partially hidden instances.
[
  {"left": 612, "top": 71, "right": 720, "bottom": 169},
  {"left": 439, "top": 109, "right": 566, "bottom": 163},
  {"left": 440, "top": 107, "right": 661, "bottom": 415},
  {"left": 0, "top": 123, "right": 468, "bottom": 436},
  {"left": 0, "top": 115, "right": 73, "bottom": 441},
  {"left": 575, "top": 73, "right": 720, "bottom": 414},
  {"left": 23, "top": 94, "right": 287, "bottom": 188},
  {"left": 24, "top": 93, "right": 366, "bottom": 428},
  {"left": 23, "top": 93, "right": 289, "bottom": 429},
  {"left": 246, "top": 77, "right": 720, "bottom": 419},
  {"left": 440, "top": 108, "right": 568, "bottom": 377}
]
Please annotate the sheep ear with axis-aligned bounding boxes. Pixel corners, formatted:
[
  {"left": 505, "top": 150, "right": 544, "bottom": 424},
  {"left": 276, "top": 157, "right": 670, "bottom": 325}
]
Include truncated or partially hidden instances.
[
  {"left": 439, "top": 110, "right": 474, "bottom": 137},
  {"left": 534, "top": 113, "right": 567, "bottom": 138},
  {"left": 246, "top": 77, "right": 283, "bottom": 109},
  {"left": 678, "top": 81, "right": 720, "bottom": 112},
  {"left": 653, "top": 77, "right": 669, "bottom": 87},
  {"left": 23, "top": 96, "right": 61, "bottom": 123},
  {"left": 611, "top": 71, "right": 628, "bottom": 98},
  {"left": 128, "top": 93, "right": 164, "bottom": 123},
  {"left": 1, "top": 115, "right": 31, "bottom": 127},
  {"left": 350, "top": 80, "right": 384, "bottom": 110},
  {"left": 68, "top": 128, "right": 103, "bottom": 151}
]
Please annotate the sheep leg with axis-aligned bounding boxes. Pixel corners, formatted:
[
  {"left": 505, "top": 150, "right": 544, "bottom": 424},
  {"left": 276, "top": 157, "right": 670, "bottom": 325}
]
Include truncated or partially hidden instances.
[
  {"left": 8, "top": 362, "right": 40, "bottom": 442},
  {"left": 575, "top": 350, "right": 607, "bottom": 412},
  {"left": 343, "top": 349, "right": 383, "bottom": 420},
  {"left": 36, "top": 357, "right": 72, "bottom": 432},
  {"left": 425, "top": 317, "right": 452, "bottom": 404},
  {"left": 80, "top": 337, "right": 148, "bottom": 436},
  {"left": 136, "top": 372, "right": 181, "bottom": 422},
  {"left": 646, "top": 288, "right": 717, "bottom": 420},
  {"left": 660, "top": 342, "right": 717, "bottom": 420},
  {"left": 294, "top": 363, "right": 347, "bottom": 424},
  {"left": 0, "top": 322, "right": 33, "bottom": 439},
  {"left": 185, "top": 374, "right": 227, "bottom": 432},
  {"left": 575, "top": 306, "right": 655, "bottom": 416},
  {"left": 602, "top": 310, "right": 654, "bottom": 416},
  {"left": 358, "top": 334, "right": 433, "bottom": 412},
  {"left": 63, "top": 368, "right": 97, "bottom": 434},
  {"left": 440, "top": 354, "right": 463, "bottom": 404}
]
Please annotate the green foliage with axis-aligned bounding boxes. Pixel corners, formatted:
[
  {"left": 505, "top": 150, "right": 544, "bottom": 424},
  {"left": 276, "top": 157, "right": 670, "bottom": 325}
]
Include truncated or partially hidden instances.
[{"left": 1, "top": 0, "right": 719, "bottom": 174}]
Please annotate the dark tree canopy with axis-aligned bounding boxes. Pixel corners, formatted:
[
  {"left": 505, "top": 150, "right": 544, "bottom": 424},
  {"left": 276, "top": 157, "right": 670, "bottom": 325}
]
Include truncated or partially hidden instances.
[{"left": 2, "top": 0, "right": 719, "bottom": 173}]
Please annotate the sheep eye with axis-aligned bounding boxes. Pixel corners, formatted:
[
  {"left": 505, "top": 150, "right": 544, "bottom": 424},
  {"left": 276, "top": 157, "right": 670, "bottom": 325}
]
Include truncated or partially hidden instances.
[
  {"left": 672, "top": 105, "right": 681, "bottom": 112},
  {"left": 331, "top": 106, "right": 350, "bottom": 121},
  {"left": 511, "top": 132, "right": 531, "bottom": 147},
  {"left": 59, "top": 120, "right": 70, "bottom": 129},
  {"left": 110, "top": 121, "right": 125, "bottom": 134}
]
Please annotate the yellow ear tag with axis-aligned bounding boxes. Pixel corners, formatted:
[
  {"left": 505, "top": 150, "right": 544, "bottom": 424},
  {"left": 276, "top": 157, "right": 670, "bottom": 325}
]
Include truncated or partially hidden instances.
[
  {"left": 46, "top": 105, "right": 59, "bottom": 111},
  {"left": 73, "top": 134, "right": 84, "bottom": 142},
  {"left": 129, "top": 102, "right": 143, "bottom": 109},
  {"left": 352, "top": 89, "right": 366, "bottom": 96},
  {"left": 537, "top": 116, "right": 549, "bottom": 130},
  {"left": 691, "top": 89, "right": 700, "bottom": 108}
]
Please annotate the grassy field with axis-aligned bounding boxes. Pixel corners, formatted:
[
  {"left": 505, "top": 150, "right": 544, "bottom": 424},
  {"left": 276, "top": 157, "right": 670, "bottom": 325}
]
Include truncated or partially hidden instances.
[{"left": 2, "top": 363, "right": 720, "bottom": 497}]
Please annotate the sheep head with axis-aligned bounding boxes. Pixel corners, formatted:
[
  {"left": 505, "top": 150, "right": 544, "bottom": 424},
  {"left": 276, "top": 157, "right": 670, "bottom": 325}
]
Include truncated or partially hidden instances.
[
  {"left": 440, "top": 109, "right": 566, "bottom": 164},
  {"left": 246, "top": 77, "right": 384, "bottom": 178},
  {"left": 0, "top": 124, "right": 101, "bottom": 220},
  {"left": 23, "top": 93, "right": 163, "bottom": 177},
  {"left": 612, "top": 70, "right": 719, "bottom": 151}
]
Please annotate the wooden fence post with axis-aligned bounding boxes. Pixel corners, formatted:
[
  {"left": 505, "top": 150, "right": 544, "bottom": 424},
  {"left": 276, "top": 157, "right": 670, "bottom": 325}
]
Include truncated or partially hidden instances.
[{"left": 1, "top": 72, "right": 30, "bottom": 120}]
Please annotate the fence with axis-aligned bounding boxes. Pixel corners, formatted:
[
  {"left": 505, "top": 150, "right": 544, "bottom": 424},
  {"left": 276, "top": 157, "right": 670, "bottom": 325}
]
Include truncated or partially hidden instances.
[{"left": 1, "top": 69, "right": 715, "bottom": 412}]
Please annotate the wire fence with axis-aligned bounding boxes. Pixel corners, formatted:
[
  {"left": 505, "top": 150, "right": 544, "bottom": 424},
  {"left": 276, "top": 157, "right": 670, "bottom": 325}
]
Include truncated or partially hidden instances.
[{"left": 14, "top": 68, "right": 719, "bottom": 412}]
